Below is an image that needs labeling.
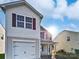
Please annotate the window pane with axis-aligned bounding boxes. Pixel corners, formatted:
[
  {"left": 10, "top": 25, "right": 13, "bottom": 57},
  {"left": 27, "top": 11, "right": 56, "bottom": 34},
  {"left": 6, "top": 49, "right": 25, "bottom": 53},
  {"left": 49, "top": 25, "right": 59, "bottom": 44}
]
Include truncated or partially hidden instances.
[
  {"left": 67, "top": 36, "right": 70, "bottom": 41},
  {"left": 17, "top": 22, "right": 24, "bottom": 28},
  {"left": 26, "top": 17, "right": 32, "bottom": 23},
  {"left": 17, "top": 15, "right": 24, "bottom": 21},
  {"left": 26, "top": 23, "right": 32, "bottom": 29},
  {"left": 40, "top": 32, "right": 44, "bottom": 39}
]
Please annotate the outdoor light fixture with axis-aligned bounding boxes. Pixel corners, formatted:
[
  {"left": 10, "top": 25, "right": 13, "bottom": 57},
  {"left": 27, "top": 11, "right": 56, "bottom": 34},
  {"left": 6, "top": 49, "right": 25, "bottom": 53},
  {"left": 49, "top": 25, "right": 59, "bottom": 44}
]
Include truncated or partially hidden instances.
[{"left": 1, "top": 34, "right": 4, "bottom": 40}]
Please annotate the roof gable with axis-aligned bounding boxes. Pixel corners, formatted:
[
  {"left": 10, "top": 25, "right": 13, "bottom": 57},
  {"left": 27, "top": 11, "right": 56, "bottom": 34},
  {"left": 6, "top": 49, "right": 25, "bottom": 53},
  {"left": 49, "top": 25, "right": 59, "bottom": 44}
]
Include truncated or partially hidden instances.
[
  {"left": 0, "top": 0, "right": 43, "bottom": 19},
  {"left": 53, "top": 30, "right": 79, "bottom": 42}
]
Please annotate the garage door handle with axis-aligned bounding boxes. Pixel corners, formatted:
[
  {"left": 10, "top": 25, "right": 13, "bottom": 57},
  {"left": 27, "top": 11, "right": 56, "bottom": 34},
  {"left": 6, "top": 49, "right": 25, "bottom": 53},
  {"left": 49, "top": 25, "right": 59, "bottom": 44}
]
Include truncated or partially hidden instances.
[
  {"left": 24, "top": 51, "right": 26, "bottom": 54},
  {"left": 14, "top": 55, "right": 18, "bottom": 56},
  {"left": 31, "top": 54, "right": 34, "bottom": 56}
]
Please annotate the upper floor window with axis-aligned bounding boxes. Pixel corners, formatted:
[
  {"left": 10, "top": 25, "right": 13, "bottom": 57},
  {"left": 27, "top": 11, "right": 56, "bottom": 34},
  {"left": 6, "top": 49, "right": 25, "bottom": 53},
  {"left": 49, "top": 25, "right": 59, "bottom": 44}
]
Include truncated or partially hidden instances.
[
  {"left": 40, "top": 31, "right": 52, "bottom": 40},
  {"left": 40, "top": 32, "right": 45, "bottom": 39},
  {"left": 67, "top": 36, "right": 70, "bottom": 41},
  {"left": 26, "top": 17, "right": 32, "bottom": 29},
  {"left": 17, "top": 15, "right": 24, "bottom": 28},
  {"left": 12, "top": 13, "right": 36, "bottom": 30}
]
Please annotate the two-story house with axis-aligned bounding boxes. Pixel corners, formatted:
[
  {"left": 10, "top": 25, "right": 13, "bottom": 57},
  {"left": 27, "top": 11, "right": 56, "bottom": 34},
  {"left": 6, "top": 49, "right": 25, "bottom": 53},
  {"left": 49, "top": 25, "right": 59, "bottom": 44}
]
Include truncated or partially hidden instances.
[
  {"left": 0, "top": 0, "right": 43, "bottom": 59},
  {"left": 40, "top": 26, "right": 53, "bottom": 56},
  {"left": 54, "top": 30, "right": 79, "bottom": 54}
]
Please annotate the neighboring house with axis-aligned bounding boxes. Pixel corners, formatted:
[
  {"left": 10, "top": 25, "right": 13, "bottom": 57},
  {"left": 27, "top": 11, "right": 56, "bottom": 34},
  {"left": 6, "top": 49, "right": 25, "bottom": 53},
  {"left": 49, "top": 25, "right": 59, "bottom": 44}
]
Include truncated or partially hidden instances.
[
  {"left": 0, "top": 24, "right": 5, "bottom": 54},
  {"left": 54, "top": 30, "right": 79, "bottom": 54},
  {"left": 40, "top": 26, "right": 53, "bottom": 56},
  {"left": 0, "top": 0, "right": 43, "bottom": 59}
]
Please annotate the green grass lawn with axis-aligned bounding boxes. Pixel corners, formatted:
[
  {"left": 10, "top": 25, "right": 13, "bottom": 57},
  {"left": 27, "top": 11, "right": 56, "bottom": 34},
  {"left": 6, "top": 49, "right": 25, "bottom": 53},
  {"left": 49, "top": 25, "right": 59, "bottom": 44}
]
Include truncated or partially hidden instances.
[{"left": 0, "top": 54, "right": 5, "bottom": 59}]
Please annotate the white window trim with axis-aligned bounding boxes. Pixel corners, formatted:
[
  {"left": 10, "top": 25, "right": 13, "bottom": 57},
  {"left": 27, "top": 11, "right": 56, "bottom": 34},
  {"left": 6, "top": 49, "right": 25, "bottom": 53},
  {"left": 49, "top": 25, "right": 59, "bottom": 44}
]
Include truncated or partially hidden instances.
[
  {"left": 15, "top": 14, "right": 34, "bottom": 29},
  {"left": 25, "top": 17, "right": 33, "bottom": 29}
]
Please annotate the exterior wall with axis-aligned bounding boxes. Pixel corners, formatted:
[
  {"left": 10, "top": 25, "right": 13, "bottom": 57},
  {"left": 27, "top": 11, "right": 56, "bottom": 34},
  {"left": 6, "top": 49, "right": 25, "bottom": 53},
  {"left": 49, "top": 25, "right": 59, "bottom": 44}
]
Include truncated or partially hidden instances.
[
  {"left": 54, "top": 31, "right": 68, "bottom": 52},
  {"left": 54, "top": 31, "right": 79, "bottom": 53},
  {"left": 0, "top": 25, "right": 5, "bottom": 53},
  {"left": 5, "top": 5, "right": 40, "bottom": 39},
  {"left": 74, "top": 33, "right": 79, "bottom": 49}
]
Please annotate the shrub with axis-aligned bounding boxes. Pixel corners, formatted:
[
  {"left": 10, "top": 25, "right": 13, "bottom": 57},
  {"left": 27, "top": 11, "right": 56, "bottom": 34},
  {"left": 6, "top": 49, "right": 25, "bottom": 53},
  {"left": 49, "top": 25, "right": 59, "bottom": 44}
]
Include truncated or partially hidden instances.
[
  {"left": 56, "top": 49, "right": 67, "bottom": 55},
  {"left": 55, "top": 49, "right": 79, "bottom": 59},
  {"left": 0, "top": 54, "right": 5, "bottom": 59},
  {"left": 75, "top": 49, "right": 79, "bottom": 54}
]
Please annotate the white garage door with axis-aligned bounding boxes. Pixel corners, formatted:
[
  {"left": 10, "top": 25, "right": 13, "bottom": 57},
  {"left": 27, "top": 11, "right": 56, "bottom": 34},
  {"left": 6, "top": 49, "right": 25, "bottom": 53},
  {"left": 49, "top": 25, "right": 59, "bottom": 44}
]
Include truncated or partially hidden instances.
[{"left": 12, "top": 41, "right": 36, "bottom": 59}]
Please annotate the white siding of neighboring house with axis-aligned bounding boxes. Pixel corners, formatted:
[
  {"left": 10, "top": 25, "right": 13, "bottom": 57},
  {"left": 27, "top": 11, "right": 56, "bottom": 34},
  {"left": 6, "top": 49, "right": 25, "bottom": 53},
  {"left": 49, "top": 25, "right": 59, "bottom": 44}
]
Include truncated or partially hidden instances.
[
  {"left": 5, "top": 5, "right": 41, "bottom": 59},
  {"left": 54, "top": 31, "right": 79, "bottom": 53},
  {"left": 0, "top": 25, "right": 5, "bottom": 54}
]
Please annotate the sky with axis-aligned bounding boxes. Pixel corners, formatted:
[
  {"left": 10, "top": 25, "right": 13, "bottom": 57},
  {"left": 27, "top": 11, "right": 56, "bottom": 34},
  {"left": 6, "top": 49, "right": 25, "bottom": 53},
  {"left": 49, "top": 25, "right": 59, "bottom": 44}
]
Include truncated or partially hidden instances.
[{"left": 0, "top": 0, "right": 79, "bottom": 39}]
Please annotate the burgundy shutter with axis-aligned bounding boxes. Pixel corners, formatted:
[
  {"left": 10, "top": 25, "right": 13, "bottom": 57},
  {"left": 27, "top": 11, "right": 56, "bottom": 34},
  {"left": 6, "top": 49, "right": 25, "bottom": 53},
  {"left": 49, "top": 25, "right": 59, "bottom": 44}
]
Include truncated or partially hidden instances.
[
  {"left": 33, "top": 18, "right": 36, "bottom": 30},
  {"left": 12, "top": 13, "right": 16, "bottom": 27}
]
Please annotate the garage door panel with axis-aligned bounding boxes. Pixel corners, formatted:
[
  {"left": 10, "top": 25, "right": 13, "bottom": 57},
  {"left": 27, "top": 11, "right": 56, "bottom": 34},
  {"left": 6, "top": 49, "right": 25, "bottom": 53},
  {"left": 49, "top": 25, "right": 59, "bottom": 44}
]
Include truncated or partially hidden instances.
[{"left": 13, "top": 41, "right": 36, "bottom": 59}]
